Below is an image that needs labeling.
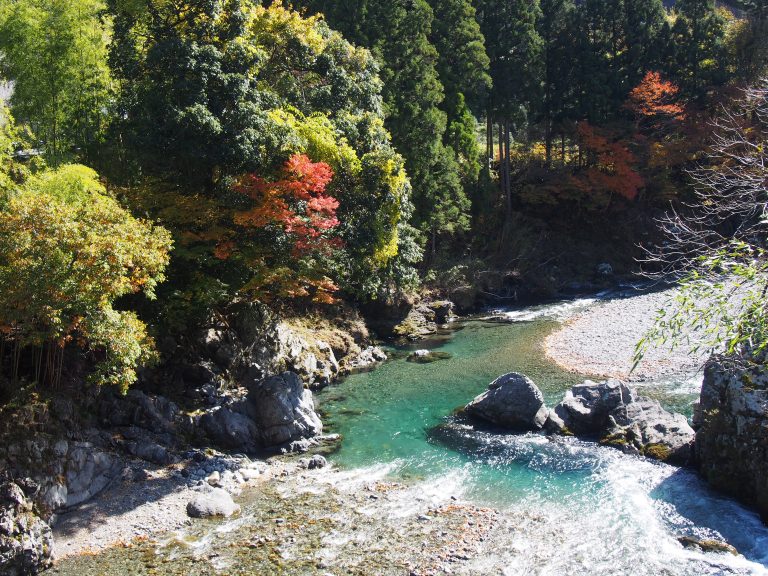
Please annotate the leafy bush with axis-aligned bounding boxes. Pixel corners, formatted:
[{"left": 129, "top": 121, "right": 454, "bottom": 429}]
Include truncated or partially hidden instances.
[{"left": 0, "top": 165, "right": 172, "bottom": 390}]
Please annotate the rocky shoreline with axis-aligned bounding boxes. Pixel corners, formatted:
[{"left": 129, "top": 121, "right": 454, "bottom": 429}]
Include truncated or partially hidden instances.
[
  {"left": 0, "top": 295, "right": 449, "bottom": 575},
  {"left": 3, "top": 289, "right": 767, "bottom": 575}
]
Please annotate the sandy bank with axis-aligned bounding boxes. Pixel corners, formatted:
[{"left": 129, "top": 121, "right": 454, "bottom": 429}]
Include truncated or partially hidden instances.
[{"left": 544, "top": 288, "right": 707, "bottom": 381}]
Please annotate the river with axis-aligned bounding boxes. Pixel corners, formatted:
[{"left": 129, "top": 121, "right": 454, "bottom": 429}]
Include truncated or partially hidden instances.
[{"left": 50, "top": 295, "right": 768, "bottom": 575}]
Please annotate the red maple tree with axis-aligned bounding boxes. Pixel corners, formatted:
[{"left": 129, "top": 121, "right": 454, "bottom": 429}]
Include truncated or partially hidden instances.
[
  {"left": 572, "top": 122, "right": 644, "bottom": 203},
  {"left": 223, "top": 153, "right": 343, "bottom": 303}
]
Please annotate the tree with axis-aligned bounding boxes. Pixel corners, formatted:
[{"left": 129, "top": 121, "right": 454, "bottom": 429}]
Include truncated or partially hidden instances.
[
  {"left": 427, "top": 0, "right": 490, "bottom": 191},
  {"left": 228, "top": 153, "right": 342, "bottom": 304},
  {"left": 0, "top": 0, "right": 111, "bottom": 163},
  {"left": 109, "top": 1, "right": 420, "bottom": 302},
  {"left": 626, "top": 71, "right": 686, "bottom": 131},
  {"left": 0, "top": 165, "right": 172, "bottom": 391},
  {"left": 669, "top": 0, "right": 728, "bottom": 100},
  {"left": 367, "top": 0, "right": 470, "bottom": 250},
  {"left": 571, "top": 121, "right": 644, "bottom": 207},
  {"left": 538, "top": 0, "right": 576, "bottom": 165},
  {"left": 622, "top": 0, "right": 668, "bottom": 90},
  {"left": 426, "top": 0, "right": 491, "bottom": 116},
  {"left": 637, "top": 79, "right": 768, "bottom": 364},
  {"left": 476, "top": 0, "right": 543, "bottom": 227}
]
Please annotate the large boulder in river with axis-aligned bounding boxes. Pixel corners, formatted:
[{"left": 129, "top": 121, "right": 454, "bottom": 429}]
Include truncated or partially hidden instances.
[
  {"left": 695, "top": 356, "right": 768, "bottom": 522},
  {"left": 465, "top": 373, "right": 549, "bottom": 431},
  {"left": 186, "top": 486, "right": 240, "bottom": 519},
  {"left": 601, "top": 399, "right": 695, "bottom": 465},
  {"left": 247, "top": 372, "right": 323, "bottom": 448},
  {"left": 0, "top": 481, "right": 52, "bottom": 575},
  {"left": 199, "top": 372, "right": 322, "bottom": 452},
  {"left": 553, "top": 379, "right": 636, "bottom": 435},
  {"left": 550, "top": 379, "right": 694, "bottom": 465}
]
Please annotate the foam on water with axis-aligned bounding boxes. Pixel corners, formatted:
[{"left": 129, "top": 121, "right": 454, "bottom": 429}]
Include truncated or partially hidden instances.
[{"left": 484, "top": 296, "right": 599, "bottom": 323}]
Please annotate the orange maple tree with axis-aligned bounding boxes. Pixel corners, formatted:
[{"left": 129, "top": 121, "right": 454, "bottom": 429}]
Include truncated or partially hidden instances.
[
  {"left": 572, "top": 122, "right": 644, "bottom": 203},
  {"left": 626, "top": 71, "right": 686, "bottom": 128},
  {"left": 222, "top": 154, "right": 343, "bottom": 303}
]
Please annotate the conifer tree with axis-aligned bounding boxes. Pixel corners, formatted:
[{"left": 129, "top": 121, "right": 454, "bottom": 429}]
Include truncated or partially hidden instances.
[
  {"left": 426, "top": 0, "right": 491, "bottom": 191},
  {"left": 294, "top": 0, "right": 471, "bottom": 250},
  {"left": 539, "top": 0, "right": 576, "bottom": 165},
  {"left": 369, "top": 0, "right": 469, "bottom": 250},
  {"left": 476, "top": 0, "right": 543, "bottom": 226},
  {"left": 670, "top": 0, "right": 728, "bottom": 100},
  {"left": 623, "top": 0, "right": 668, "bottom": 90}
]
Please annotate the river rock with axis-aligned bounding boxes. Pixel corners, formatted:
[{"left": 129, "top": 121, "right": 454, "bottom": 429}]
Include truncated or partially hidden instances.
[
  {"left": 0, "top": 481, "right": 52, "bottom": 575},
  {"left": 198, "top": 407, "right": 259, "bottom": 452},
  {"left": 247, "top": 372, "right": 323, "bottom": 448},
  {"left": 549, "top": 379, "right": 694, "bottom": 464},
  {"left": 677, "top": 535, "right": 738, "bottom": 555},
  {"left": 465, "top": 373, "right": 549, "bottom": 431},
  {"left": 186, "top": 487, "right": 240, "bottom": 518},
  {"left": 552, "top": 379, "right": 636, "bottom": 435},
  {"left": 299, "top": 455, "right": 328, "bottom": 470},
  {"left": 602, "top": 399, "right": 695, "bottom": 465},
  {"left": 427, "top": 301, "right": 456, "bottom": 325},
  {"left": 406, "top": 350, "right": 451, "bottom": 364},
  {"left": 345, "top": 346, "right": 387, "bottom": 372},
  {"left": 695, "top": 355, "right": 768, "bottom": 522}
]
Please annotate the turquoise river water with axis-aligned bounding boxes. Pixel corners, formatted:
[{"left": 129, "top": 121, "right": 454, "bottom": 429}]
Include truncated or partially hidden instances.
[{"left": 52, "top": 296, "right": 768, "bottom": 575}]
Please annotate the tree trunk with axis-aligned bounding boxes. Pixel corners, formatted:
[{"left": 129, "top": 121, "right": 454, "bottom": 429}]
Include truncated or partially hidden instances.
[
  {"left": 487, "top": 114, "right": 493, "bottom": 161},
  {"left": 504, "top": 120, "right": 512, "bottom": 223}
]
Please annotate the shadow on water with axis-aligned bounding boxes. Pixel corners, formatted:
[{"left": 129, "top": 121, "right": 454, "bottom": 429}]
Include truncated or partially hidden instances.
[{"left": 651, "top": 468, "right": 768, "bottom": 565}]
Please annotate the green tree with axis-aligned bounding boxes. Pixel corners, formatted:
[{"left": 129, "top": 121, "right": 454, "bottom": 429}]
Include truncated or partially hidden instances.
[
  {"left": 669, "top": 0, "right": 728, "bottom": 100},
  {"left": 293, "top": 0, "right": 472, "bottom": 251},
  {"left": 371, "top": 0, "right": 469, "bottom": 249},
  {"left": 426, "top": 0, "right": 491, "bottom": 116},
  {"left": 427, "top": 0, "right": 490, "bottom": 191},
  {"left": 0, "top": 164, "right": 172, "bottom": 390},
  {"left": 108, "top": 1, "right": 420, "bottom": 301},
  {"left": 0, "top": 0, "right": 111, "bottom": 163},
  {"left": 538, "top": 0, "right": 576, "bottom": 165},
  {"left": 477, "top": 0, "right": 543, "bottom": 226},
  {"left": 623, "top": 0, "right": 668, "bottom": 87}
]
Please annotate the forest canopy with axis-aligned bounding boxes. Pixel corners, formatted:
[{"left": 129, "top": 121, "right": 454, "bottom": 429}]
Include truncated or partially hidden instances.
[{"left": 0, "top": 0, "right": 765, "bottom": 392}]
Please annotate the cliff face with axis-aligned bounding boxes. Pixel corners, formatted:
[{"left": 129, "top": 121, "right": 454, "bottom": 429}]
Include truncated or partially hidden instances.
[{"left": 696, "top": 356, "right": 768, "bottom": 523}]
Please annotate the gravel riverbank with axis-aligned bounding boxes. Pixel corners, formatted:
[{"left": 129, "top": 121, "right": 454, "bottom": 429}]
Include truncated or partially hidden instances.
[{"left": 544, "top": 288, "right": 707, "bottom": 381}]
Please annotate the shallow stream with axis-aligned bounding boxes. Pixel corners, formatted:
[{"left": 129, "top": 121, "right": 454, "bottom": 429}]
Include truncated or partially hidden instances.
[{"left": 51, "top": 295, "right": 768, "bottom": 575}]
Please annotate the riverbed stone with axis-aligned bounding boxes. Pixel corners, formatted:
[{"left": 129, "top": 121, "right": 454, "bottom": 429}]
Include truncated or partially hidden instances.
[
  {"left": 247, "top": 372, "right": 323, "bottom": 448},
  {"left": 553, "top": 379, "right": 636, "bottom": 435},
  {"left": 199, "top": 407, "right": 259, "bottom": 452},
  {"left": 345, "top": 346, "right": 387, "bottom": 372},
  {"left": 186, "top": 487, "right": 240, "bottom": 518},
  {"left": 601, "top": 399, "right": 695, "bottom": 465},
  {"left": 465, "top": 373, "right": 549, "bottom": 431}
]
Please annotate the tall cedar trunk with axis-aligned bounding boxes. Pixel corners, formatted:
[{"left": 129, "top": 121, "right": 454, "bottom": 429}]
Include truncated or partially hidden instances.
[
  {"left": 561, "top": 133, "right": 566, "bottom": 164},
  {"left": 498, "top": 120, "right": 506, "bottom": 205},
  {"left": 487, "top": 114, "right": 493, "bottom": 161},
  {"left": 504, "top": 119, "right": 512, "bottom": 223}
]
